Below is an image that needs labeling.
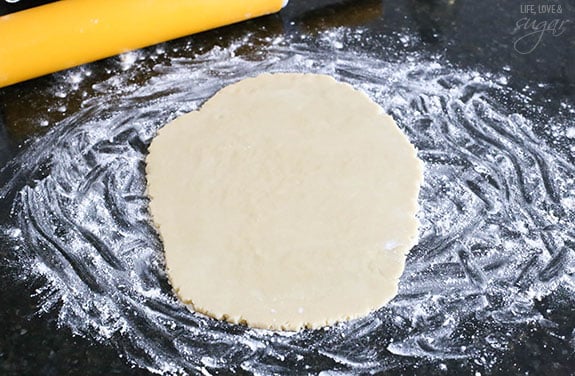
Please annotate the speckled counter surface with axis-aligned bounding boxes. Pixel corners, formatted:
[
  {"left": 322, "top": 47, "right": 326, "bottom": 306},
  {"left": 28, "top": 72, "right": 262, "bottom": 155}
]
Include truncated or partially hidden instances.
[{"left": 1, "top": 1, "right": 574, "bottom": 375}]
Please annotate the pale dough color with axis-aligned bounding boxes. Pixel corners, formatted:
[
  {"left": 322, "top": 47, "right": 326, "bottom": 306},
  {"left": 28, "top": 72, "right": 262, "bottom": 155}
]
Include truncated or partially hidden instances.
[{"left": 146, "top": 73, "right": 423, "bottom": 331}]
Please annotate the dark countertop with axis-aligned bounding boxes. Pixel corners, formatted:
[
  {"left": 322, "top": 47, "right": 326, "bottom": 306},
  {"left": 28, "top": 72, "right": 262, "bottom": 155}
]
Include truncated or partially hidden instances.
[{"left": 1, "top": 1, "right": 574, "bottom": 375}]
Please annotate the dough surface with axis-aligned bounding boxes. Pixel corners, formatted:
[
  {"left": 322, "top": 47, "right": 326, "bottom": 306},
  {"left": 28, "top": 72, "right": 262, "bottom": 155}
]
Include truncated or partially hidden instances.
[{"left": 146, "top": 73, "right": 423, "bottom": 330}]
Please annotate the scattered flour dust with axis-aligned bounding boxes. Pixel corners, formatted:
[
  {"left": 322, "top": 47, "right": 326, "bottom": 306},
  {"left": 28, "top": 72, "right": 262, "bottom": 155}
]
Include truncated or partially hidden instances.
[{"left": 1, "top": 27, "right": 574, "bottom": 375}]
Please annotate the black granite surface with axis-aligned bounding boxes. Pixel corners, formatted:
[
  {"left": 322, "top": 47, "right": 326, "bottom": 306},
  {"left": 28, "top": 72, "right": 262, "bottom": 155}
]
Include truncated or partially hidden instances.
[{"left": 1, "top": 0, "right": 574, "bottom": 375}]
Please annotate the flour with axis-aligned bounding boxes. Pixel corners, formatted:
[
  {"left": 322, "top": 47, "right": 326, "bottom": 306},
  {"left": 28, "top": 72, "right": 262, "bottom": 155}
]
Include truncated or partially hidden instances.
[{"left": 1, "top": 27, "right": 574, "bottom": 375}]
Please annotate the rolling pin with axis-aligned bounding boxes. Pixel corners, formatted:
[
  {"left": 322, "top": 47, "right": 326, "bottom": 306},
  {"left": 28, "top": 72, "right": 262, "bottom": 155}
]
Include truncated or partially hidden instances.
[{"left": 0, "top": 0, "right": 288, "bottom": 88}]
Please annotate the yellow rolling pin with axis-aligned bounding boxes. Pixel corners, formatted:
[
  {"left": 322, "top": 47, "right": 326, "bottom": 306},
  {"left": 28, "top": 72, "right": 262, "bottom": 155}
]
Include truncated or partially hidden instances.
[{"left": 0, "top": 0, "right": 288, "bottom": 88}]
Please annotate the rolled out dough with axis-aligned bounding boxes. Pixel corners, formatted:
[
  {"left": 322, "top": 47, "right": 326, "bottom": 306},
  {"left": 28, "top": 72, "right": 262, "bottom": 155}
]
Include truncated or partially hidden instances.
[{"left": 146, "top": 73, "right": 423, "bottom": 331}]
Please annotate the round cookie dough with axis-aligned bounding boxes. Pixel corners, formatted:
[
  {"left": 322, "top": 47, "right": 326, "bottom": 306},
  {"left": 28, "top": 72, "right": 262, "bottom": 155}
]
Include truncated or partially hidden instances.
[{"left": 146, "top": 73, "right": 423, "bottom": 331}]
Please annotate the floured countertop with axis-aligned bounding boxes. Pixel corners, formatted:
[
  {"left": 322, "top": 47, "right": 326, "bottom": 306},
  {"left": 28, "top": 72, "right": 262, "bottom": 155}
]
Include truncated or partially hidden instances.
[{"left": 0, "top": 0, "right": 574, "bottom": 375}]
